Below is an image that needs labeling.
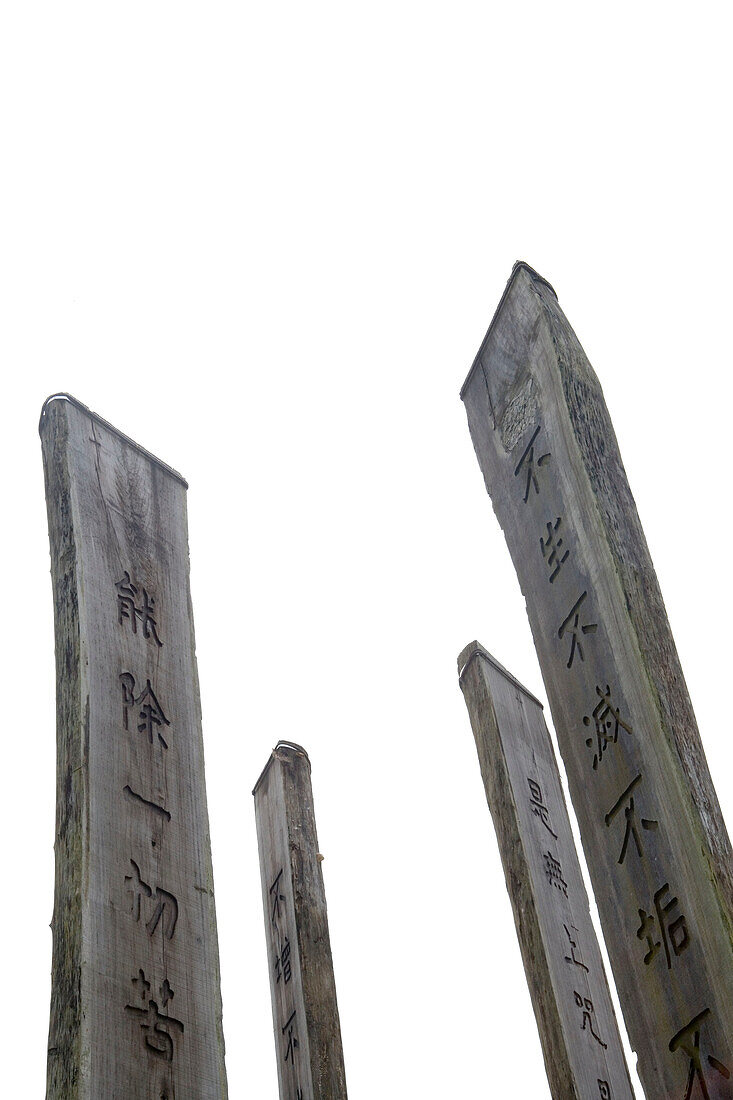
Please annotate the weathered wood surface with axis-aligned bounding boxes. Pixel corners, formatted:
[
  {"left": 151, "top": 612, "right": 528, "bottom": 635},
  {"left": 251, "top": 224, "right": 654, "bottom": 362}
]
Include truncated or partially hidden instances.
[
  {"left": 40, "top": 394, "right": 228, "bottom": 1099},
  {"left": 459, "top": 641, "right": 634, "bottom": 1100},
  {"left": 461, "top": 264, "right": 733, "bottom": 1098},
  {"left": 253, "top": 742, "right": 347, "bottom": 1100}
]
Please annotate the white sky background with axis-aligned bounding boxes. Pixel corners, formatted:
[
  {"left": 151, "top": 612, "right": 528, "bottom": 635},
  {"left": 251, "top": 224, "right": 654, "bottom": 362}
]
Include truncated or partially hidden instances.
[{"left": 1, "top": 3, "right": 732, "bottom": 1096}]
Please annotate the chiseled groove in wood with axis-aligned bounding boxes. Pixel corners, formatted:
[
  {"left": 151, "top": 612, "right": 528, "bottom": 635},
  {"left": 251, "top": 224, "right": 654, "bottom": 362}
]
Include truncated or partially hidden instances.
[
  {"left": 41, "top": 401, "right": 86, "bottom": 1099},
  {"left": 536, "top": 286, "right": 733, "bottom": 942},
  {"left": 458, "top": 652, "right": 580, "bottom": 1100}
]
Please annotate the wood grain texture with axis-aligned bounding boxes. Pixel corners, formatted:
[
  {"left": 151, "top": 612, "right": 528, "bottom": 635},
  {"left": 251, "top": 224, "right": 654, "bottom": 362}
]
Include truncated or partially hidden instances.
[
  {"left": 253, "top": 742, "right": 347, "bottom": 1100},
  {"left": 40, "top": 395, "right": 228, "bottom": 1099},
  {"left": 459, "top": 641, "right": 634, "bottom": 1100},
  {"left": 461, "top": 265, "right": 733, "bottom": 1099}
]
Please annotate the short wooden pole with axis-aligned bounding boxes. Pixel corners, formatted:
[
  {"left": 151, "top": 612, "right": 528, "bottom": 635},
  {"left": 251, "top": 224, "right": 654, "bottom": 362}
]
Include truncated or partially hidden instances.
[
  {"left": 459, "top": 641, "right": 635, "bottom": 1100},
  {"left": 253, "top": 742, "right": 348, "bottom": 1100}
]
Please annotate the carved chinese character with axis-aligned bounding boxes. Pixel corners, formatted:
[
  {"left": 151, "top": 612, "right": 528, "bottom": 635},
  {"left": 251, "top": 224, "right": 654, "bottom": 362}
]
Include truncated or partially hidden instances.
[
  {"left": 597, "top": 1081, "right": 611, "bottom": 1100},
  {"left": 116, "top": 570, "right": 163, "bottom": 646},
  {"left": 528, "top": 778, "right": 557, "bottom": 838},
  {"left": 583, "top": 684, "right": 633, "bottom": 770},
  {"left": 282, "top": 1010, "right": 299, "bottom": 1065},
  {"left": 543, "top": 851, "right": 568, "bottom": 896},
  {"left": 558, "top": 592, "right": 598, "bottom": 669},
  {"left": 270, "top": 869, "right": 286, "bottom": 925},
  {"left": 563, "top": 923, "right": 589, "bottom": 973},
  {"left": 636, "top": 882, "right": 690, "bottom": 969},
  {"left": 540, "top": 517, "right": 570, "bottom": 582},
  {"left": 275, "top": 936, "right": 292, "bottom": 984},
  {"left": 120, "top": 672, "right": 170, "bottom": 749},
  {"left": 125, "top": 859, "right": 179, "bottom": 940},
  {"left": 573, "top": 991, "right": 607, "bottom": 1049},
  {"left": 125, "top": 970, "right": 184, "bottom": 1063},
  {"left": 515, "top": 425, "right": 551, "bottom": 503},
  {"left": 669, "top": 1009, "right": 730, "bottom": 1099},
  {"left": 604, "top": 774, "right": 659, "bottom": 864}
]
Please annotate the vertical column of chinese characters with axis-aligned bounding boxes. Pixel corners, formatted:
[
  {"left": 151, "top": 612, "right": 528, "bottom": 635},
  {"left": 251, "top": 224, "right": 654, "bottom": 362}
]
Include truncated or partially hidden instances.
[
  {"left": 513, "top": 422, "right": 731, "bottom": 1095},
  {"left": 116, "top": 571, "right": 186, "bottom": 1085},
  {"left": 270, "top": 867, "right": 304, "bottom": 1100},
  {"left": 528, "top": 773, "right": 611, "bottom": 1068}
]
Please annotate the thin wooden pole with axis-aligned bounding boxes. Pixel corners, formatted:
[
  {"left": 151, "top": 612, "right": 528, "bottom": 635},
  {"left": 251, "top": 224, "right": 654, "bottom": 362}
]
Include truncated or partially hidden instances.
[
  {"left": 459, "top": 641, "right": 635, "bottom": 1100},
  {"left": 253, "top": 742, "right": 348, "bottom": 1100}
]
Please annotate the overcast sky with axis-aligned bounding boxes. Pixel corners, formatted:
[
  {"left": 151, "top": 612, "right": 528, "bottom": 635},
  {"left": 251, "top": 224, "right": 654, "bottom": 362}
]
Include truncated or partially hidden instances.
[{"left": 2, "top": 3, "right": 732, "bottom": 1096}]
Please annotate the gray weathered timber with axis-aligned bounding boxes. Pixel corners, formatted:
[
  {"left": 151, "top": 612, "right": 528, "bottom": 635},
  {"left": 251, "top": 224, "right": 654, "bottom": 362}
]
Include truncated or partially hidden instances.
[
  {"left": 461, "top": 265, "right": 733, "bottom": 1098},
  {"left": 40, "top": 394, "right": 228, "bottom": 1099},
  {"left": 459, "top": 641, "right": 634, "bottom": 1100},
  {"left": 253, "top": 742, "right": 348, "bottom": 1100}
]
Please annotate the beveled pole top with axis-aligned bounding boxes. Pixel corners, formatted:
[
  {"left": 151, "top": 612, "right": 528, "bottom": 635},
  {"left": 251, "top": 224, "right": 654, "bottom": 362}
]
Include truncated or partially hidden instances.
[{"left": 39, "top": 392, "right": 188, "bottom": 488}]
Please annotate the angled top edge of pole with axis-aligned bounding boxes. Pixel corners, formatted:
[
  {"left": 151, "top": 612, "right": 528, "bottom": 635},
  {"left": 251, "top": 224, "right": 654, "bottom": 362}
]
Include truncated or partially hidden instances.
[
  {"left": 457, "top": 639, "right": 544, "bottom": 710},
  {"left": 38, "top": 392, "right": 189, "bottom": 488},
  {"left": 252, "top": 740, "right": 311, "bottom": 795},
  {"left": 459, "top": 261, "right": 558, "bottom": 400}
]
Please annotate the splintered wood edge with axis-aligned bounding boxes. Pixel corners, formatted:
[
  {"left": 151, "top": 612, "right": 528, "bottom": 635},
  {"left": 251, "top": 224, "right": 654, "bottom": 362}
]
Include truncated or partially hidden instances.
[{"left": 252, "top": 741, "right": 311, "bottom": 796}]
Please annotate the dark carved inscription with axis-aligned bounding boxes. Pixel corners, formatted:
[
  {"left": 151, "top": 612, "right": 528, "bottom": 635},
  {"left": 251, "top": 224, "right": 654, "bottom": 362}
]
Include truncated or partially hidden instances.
[
  {"left": 558, "top": 592, "right": 598, "bottom": 669},
  {"left": 269, "top": 866, "right": 304, "bottom": 1095},
  {"left": 604, "top": 775, "right": 659, "bottom": 865},
  {"left": 282, "top": 1010, "right": 299, "bottom": 1065},
  {"left": 270, "top": 869, "right": 286, "bottom": 925},
  {"left": 125, "top": 970, "right": 184, "bottom": 1063},
  {"left": 123, "top": 785, "right": 171, "bottom": 823},
  {"left": 528, "top": 778, "right": 558, "bottom": 839},
  {"left": 543, "top": 851, "right": 568, "bottom": 897},
  {"left": 275, "top": 937, "right": 292, "bottom": 985},
  {"left": 507, "top": 421, "right": 733, "bottom": 1093},
  {"left": 582, "top": 685, "right": 633, "bottom": 771},
  {"left": 515, "top": 425, "right": 551, "bottom": 502},
  {"left": 563, "top": 923, "right": 589, "bottom": 973},
  {"left": 120, "top": 673, "right": 171, "bottom": 749},
  {"left": 540, "top": 516, "right": 570, "bottom": 582},
  {"left": 636, "top": 883, "right": 690, "bottom": 970},
  {"left": 669, "top": 1009, "right": 730, "bottom": 1099},
  {"left": 116, "top": 570, "right": 163, "bottom": 646},
  {"left": 125, "top": 859, "right": 179, "bottom": 940},
  {"left": 574, "top": 992, "right": 607, "bottom": 1049}
]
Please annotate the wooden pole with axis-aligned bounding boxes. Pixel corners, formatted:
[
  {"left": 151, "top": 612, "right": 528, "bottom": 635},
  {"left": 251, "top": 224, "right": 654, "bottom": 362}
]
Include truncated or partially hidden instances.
[
  {"left": 459, "top": 641, "right": 635, "bottom": 1100},
  {"left": 461, "top": 265, "right": 733, "bottom": 1098},
  {"left": 40, "top": 394, "right": 228, "bottom": 1099},
  {"left": 253, "top": 742, "right": 348, "bottom": 1100}
]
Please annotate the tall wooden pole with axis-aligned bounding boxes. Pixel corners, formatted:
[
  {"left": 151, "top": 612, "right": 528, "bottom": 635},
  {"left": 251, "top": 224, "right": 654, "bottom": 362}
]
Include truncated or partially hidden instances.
[
  {"left": 459, "top": 641, "right": 635, "bottom": 1100},
  {"left": 253, "top": 742, "right": 348, "bottom": 1100},
  {"left": 40, "top": 394, "right": 228, "bottom": 1099},
  {"left": 461, "top": 265, "right": 733, "bottom": 1098}
]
